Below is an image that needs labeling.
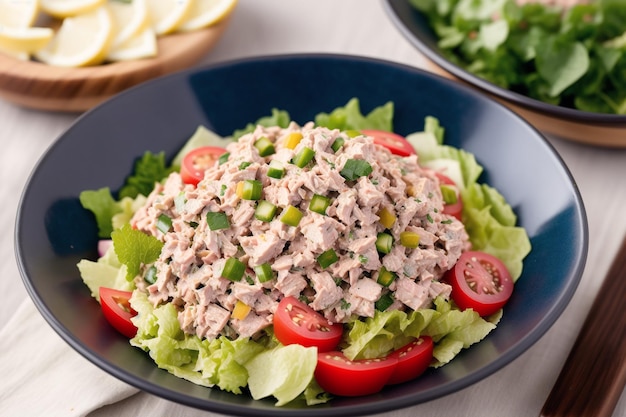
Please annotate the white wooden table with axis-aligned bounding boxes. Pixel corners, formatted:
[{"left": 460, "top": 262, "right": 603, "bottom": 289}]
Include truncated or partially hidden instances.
[{"left": 1, "top": 1, "right": 624, "bottom": 416}]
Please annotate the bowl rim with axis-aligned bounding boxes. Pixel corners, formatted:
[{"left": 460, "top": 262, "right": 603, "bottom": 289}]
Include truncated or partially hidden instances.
[
  {"left": 382, "top": 0, "right": 626, "bottom": 125},
  {"left": 14, "top": 52, "right": 588, "bottom": 416}
]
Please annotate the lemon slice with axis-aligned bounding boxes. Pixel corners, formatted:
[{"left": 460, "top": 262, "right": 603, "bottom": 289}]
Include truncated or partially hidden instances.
[
  {"left": 108, "top": 0, "right": 149, "bottom": 49},
  {"left": 107, "top": 26, "right": 157, "bottom": 62},
  {"left": 34, "top": 6, "right": 113, "bottom": 67},
  {"left": 40, "top": 0, "right": 105, "bottom": 18},
  {"left": 0, "top": 0, "right": 40, "bottom": 28},
  {"left": 178, "top": 0, "right": 237, "bottom": 32},
  {"left": 145, "top": 0, "right": 193, "bottom": 36},
  {"left": 0, "top": 27, "right": 53, "bottom": 54}
]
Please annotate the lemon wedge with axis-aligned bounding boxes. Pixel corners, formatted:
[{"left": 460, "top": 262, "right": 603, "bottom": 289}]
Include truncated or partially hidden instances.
[
  {"left": 107, "top": 26, "right": 157, "bottom": 62},
  {"left": 145, "top": 0, "right": 193, "bottom": 36},
  {"left": 34, "top": 6, "right": 113, "bottom": 67},
  {"left": 40, "top": 0, "right": 105, "bottom": 18},
  {"left": 178, "top": 0, "right": 237, "bottom": 32},
  {"left": 0, "top": 26, "right": 53, "bottom": 54},
  {"left": 108, "top": 0, "right": 150, "bottom": 49},
  {"left": 0, "top": 0, "right": 40, "bottom": 28}
]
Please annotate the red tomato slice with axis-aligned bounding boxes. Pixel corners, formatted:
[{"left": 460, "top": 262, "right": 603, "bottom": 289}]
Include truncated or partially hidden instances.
[
  {"left": 445, "top": 251, "right": 514, "bottom": 317},
  {"left": 99, "top": 287, "right": 138, "bottom": 338},
  {"left": 386, "top": 336, "right": 434, "bottom": 385},
  {"left": 273, "top": 297, "right": 343, "bottom": 352},
  {"left": 180, "top": 146, "right": 227, "bottom": 186},
  {"left": 315, "top": 351, "right": 398, "bottom": 396},
  {"left": 362, "top": 129, "right": 415, "bottom": 157},
  {"left": 434, "top": 171, "right": 463, "bottom": 221}
]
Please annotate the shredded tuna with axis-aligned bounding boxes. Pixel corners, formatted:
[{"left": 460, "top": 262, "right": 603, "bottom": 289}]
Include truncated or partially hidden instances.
[{"left": 131, "top": 122, "right": 470, "bottom": 341}]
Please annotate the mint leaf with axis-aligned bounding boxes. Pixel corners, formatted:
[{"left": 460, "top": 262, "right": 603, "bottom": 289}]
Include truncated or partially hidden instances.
[
  {"left": 111, "top": 223, "right": 163, "bottom": 281},
  {"left": 79, "top": 187, "right": 123, "bottom": 238}
]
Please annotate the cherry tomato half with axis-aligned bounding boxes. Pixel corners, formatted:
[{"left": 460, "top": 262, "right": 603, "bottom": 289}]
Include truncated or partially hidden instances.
[
  {"left": 445, "top": 251, "right": 514, "bottom": 317},
  {"left": 315, "top": 351, "right": 398, "bottom": 397},
  {"left": 273, "top": 297, "right": 343, "bottom": 352},
  {"left": 362, "top": 129, "right": 415, "bottom": 157},
  {"left": 434, "top": 172, "right": 463, "bottom": 221},
  {"left": 386, "top": 336, "right": 434, "bottom": 385},
  {"left": 180, "top": 146, "right": 227, "bottom": 186},
  {"left": 99, "top": 287, "right": 138, "bottom": 338}
]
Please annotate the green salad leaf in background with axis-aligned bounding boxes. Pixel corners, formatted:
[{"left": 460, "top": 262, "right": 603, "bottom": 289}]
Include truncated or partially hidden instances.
[{"left": 410, "top": 0, "right": 626, "bottom": 114}]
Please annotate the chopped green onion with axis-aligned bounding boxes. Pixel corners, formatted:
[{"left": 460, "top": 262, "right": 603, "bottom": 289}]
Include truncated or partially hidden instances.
[
  {"left": 156, "top": 214, "right": 172, "bottom": 234},
  {"left": 207, "top": 211, "right": 230, "bottom": 231},
  {"left": 144, "top": 265, "right": 157, "bottom": 284},
  {"left": 291, "top": 147, "right": 315, "bottom": 168},
  {"left": 440, "top": 184, "right": 458, "bottom": 204},
  {"left": 254, "top": 200, "right": 277, "bottom": 222},
  {"left": 318, "top": 249, "right": 339, "bottom": 269},
  {"left": 254, "top": 263, "right": 275, "bottom": 282},
  {"left": 280, "top": 205, "right": 304, "bottom": 227},
  {"left": 309, "top": 194, "right": 331, "bottom": 215},
  {"left": 340, "top": 159, "right": 373, "bottom": 181},
  {"left": 254, "top": 136, "right": 275, "bottom": 157},
  {"left": 375, "top": 232, "right": 393, "bottom": 254},
  {"left": 239, "top": 180, "right": 263, "bottom": 200},
  {"left": 221, "top": 258, "right": 246, "bottom": 282},
  {"left": 218, "top": 152, "right": 230, "bottom": 165},
  {"left": 239, "top": 161, "right": 252, "bottom": 170},
  {"left": 375, "top": 292, "right": 394, "bottom": 311},
  {"left": 400, "top": 231, "right": 420, "bottom": 248},
  {"left": 267, "top": 160, "right": 285, "bottom": 179},
  {"left": 174, "top": 193, "right": 186, "bottom": 212},
  {"left": 377, "top": 266, "right": 397, "bottom": 287},
  {"left": 330, "top": 137, "right": 345, "bottom": 152}
]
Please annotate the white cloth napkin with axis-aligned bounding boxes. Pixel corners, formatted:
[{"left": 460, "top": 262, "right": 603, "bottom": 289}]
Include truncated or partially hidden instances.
[{"left": 0, "top": 298, "right": 139, "bottom": 416}]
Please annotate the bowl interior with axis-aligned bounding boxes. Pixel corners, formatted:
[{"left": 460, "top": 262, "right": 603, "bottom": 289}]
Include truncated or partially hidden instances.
[{"left": 15, "top": 54, "right": 587, "bottom": 417}]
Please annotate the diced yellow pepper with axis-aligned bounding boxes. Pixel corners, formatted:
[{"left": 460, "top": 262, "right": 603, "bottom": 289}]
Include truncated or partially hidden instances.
[
  {"left": 400, "top": 231, "right": 420, "bottom": 248},
  {"left": 284, "top": 132, "right": 303, "bottom": 149},
  {"left": 378, "top": 207, "right": 397, "bottom": 229},
  {"left": 232, "top": 300, "right": 251, "bottom": 320},
  {"left": 236, "top": 181, "right": 245, "bottom": 198}
]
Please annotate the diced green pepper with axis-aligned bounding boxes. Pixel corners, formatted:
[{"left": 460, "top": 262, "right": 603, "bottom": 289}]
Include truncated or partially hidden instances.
[
  {"left": 254, "top": 200, "right": 277, "bottom": 222},
  {"left": 375, "top": 232, "right": 393, "bottom": 254},
  {"left": 292, "top": 147, "right": 315, "bottom": 168},
  {"left": 267, "top": 159, "right": 285, "bottom": 179},
  {"left": 218, "top": 152, "right": 230, "bottom": 165},
  {"left": 254, "top": 263, "right": 275, "bottom": 283},
  {"left": 375, "top": 292, "right": 394, "bottom": 311},
  {"left": 156, "top": 214, "right": 172, "bottom": 234},
  {"left": 309, "top": 194, "right": 331, "bottom": 215},
  {"left": 330, "top": 137, "right": 345, "bottom": 153},
  {"left": 254, "top": 136, "right": 276, "bottom": 157},
  {"left": 317, "top": 248, "right": 339, "bottom": 269},
  {"left": 238, "top": 180, "right": 263, "bottom": 200},
  {"left": 377, "top": 266, "right": 397, "bottom": 287},
  {"left": 144, "top": 265, "right": 157, "bottom": 284},
  {"left": 222, "top": 258, "right": 246, "bottom": 282},
  {"left": 207, "top": 211, "right": 230, "bottom": 231},
  {"left": 280, "top": 205, "right": 304, "bottom": 227}
]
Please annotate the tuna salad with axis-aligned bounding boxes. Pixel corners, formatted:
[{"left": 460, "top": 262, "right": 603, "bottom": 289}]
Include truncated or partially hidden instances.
[{"left": 130, "top": 122, "right": 469, "bottom": 341}]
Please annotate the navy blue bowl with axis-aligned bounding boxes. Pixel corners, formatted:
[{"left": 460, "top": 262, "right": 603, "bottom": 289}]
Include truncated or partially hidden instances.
[
  {"left": 383, "top": 0, "right": 626, "bottom": 147},
  {"left": 15, "top": 54, "right": 587, "bottom": 416}
]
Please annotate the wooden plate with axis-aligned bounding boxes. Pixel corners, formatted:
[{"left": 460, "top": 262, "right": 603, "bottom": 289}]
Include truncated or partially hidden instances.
[{"left": 0, "top": 17, "right": 231, "bottom": 113}]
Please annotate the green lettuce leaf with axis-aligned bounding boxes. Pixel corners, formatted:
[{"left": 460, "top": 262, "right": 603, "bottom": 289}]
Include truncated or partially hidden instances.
[
  {"left": 314, "top": 98, "right": 394, "bottom": 131},
  {"left": 232, "top": 108, "right": 291, "bottom": 139},
  {"left": 76, "top": 243, "right": 131, "bottom": 302},
  {"left": 118, "top": 151, "right": 174, "bottom": 199},
  {"left": 79, "top": 187, "right": 122, "bottom": 238}
]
